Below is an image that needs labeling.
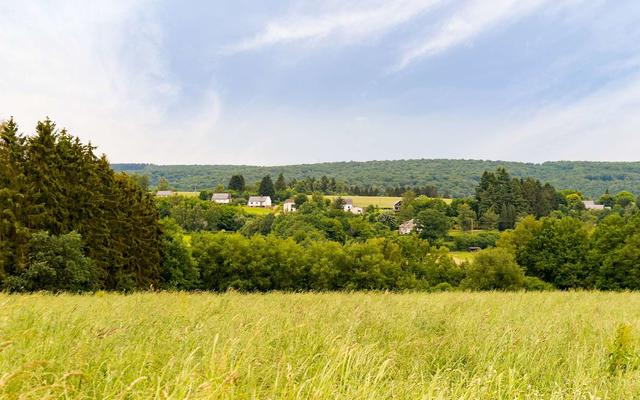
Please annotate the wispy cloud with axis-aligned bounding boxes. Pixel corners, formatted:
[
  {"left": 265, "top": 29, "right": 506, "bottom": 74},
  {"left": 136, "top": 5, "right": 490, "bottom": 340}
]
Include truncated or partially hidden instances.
[
  {"left": 0, "top": 0, "right": 221, "bottom": 163},
  {"left": 227, "top": 0, "right": 442, "bottom": 53},
  {"left": 496, "top": 74, "right": 640, "bottom": 161},
  {"left": 395, "top": 0, "right": 554, "bottom": 70}
]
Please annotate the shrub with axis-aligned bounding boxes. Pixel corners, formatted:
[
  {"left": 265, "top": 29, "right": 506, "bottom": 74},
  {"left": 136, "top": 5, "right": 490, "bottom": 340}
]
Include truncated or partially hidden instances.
[
  {"left": 452, "top": 231, "right": 500, "bottom": 251},
  {"left": 461, "top": 248, "right": 526, "bottom": 291},
  {"left": 3, "top": 231, "right": 97, "bottom": 292}
]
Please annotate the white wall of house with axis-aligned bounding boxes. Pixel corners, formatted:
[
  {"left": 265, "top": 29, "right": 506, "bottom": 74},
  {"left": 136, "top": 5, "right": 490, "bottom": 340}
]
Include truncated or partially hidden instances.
[{"left": 248, "top": 197, "right": 272, "bottom": 207}]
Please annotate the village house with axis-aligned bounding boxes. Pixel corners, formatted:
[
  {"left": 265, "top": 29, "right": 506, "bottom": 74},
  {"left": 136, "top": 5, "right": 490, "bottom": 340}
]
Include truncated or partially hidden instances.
[
  {"left": 282, "top": 199, "right": 296, "bottom": 213},
  {"left": 582, "top": 200, "right": 607, "bottom": 211},
  {"left": 156, "top": 190, "right": 176, "bottom": 197},
  {"left": 398, "top": 219, "right": 416, "bottom": 235},
  {"left": 211, "top": 193, "right": 231, "bottom": 204},
  {"left": 341, "top": 198, "right": 364, "bottom": 214},
  {"left": 342, "top": 198, "right": 354, "bottom": 212},
  {"left": 394, "top": 200, "right": 402, "bottom": 212},
  {"left": 248, "top": 196, "right": 272, "bottom": 208}
]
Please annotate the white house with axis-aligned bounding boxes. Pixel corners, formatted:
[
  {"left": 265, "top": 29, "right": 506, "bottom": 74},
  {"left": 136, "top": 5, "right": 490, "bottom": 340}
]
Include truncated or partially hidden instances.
[
  {"left": 342, "top": 198, "right": 354, "bottom": 212},
  {"left": 399, "top": 219, "right": 416, "bottom": 235},
  {"left": 351, "top": 206, "right": 364, "bottom": 215},
  {"left": 156, "top": 190, "right": 176, "bottom": 197},
  {"left": 211, "top": 193, "right": 231, "bottom": 204},
  {"left": 582, "top": 200, "right": 606, "bottom": 211},
  {"left": 248, "top": 196, "right": 272, "bottom": 208},
  {"left": 393, "top": 200, "right": 402, "bottom": 212},
  {"left": 283, "top": 199, "right": 296, "bottom": 213}
]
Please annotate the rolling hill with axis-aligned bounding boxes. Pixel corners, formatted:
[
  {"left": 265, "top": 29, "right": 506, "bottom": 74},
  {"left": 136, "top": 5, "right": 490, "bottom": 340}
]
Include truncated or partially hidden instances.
[{"left": 112, "top": 159, "right": 640, "bottom": 198}]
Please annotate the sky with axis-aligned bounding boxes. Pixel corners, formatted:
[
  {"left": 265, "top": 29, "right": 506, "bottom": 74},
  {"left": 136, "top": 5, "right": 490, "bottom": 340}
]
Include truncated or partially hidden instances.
[{"left": 1, "top": 0, "right": 640, "bottom": 165}]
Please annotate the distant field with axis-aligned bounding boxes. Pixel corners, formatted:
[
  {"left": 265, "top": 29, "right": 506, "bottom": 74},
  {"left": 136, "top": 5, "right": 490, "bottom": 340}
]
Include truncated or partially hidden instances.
[
  {"left": 176, "top": 191, "right": 199, "bottom": 197},
  {"left": 240, "top": 205, "right": 273, "bottom": 215},
  {"left": 3, "top": 292, "right": 640, "bottom": 399},
  {"left": 449, "top": 251, "right": 477, "bottom": 264},
  {"left": 170, "top": 193, "right": 452, "bottom": 209},
  {"left": 323, "top": 195, "right": 452, "bottom": 208}
]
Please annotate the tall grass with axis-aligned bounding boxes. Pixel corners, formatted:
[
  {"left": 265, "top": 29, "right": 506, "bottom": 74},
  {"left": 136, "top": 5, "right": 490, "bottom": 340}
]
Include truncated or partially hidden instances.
[{"left": 1, "top": 292, "right": 640, "bottom": 399}]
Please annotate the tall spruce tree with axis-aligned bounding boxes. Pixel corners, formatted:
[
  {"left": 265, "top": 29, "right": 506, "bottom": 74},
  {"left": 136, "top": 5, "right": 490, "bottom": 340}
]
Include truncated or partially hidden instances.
[
  {"left": 0, "top": 119, "right": 163, "bottom": 291},
  {"left": 258, "top": 175, "right": 275, "bottom": 197},
  {"left": 275, "top": 173, "right": 287, "bottom": 191},
  {"left": 228, "top": 174, "right": 246, "bottom": 192}
]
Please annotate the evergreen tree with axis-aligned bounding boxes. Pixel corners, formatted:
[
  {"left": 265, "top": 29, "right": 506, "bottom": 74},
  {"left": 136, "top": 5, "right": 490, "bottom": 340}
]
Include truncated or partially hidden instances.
[
  {"left": 0, "top": 119, "right": 163, "bottom": 291},
  {"left": 275, "top": 173, "right": 287, "bottom": 191},
  {"left": 258, "top": 175, "right": 275, "bottom": 197},
  {"left": 157, "top": 177, "right": 171, "bottom": 191},
  {"left": 228, "top": 174, "right": 246, "bottom": 192}
]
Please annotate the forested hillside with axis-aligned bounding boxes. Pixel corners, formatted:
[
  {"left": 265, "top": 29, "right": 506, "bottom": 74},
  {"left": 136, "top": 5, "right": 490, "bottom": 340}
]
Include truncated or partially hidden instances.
[{"left": 112, "top": 160, "right": 640, "bottom": 198}]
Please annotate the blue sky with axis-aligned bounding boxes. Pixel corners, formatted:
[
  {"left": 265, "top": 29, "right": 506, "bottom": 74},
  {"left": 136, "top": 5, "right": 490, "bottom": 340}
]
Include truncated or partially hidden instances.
[{"left": 1, "top": 0, "right": 640, "bottom": 164}]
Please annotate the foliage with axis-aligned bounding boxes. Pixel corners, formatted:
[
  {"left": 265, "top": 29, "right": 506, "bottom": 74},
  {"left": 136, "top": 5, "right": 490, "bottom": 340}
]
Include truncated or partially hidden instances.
[
  {"left": 476, "top": 168, "right": 560, "bottom": 230},
  {"left": 156, "top": 196, "right": 245, "bottom": 232},
  {"left": 191, "top": 232, "right": 460, "bottom": 291},
  {"left": 159, "top": 218, "right": 199, "bottom": 290},
  {"left": 461, "top": 248, "right": 526, "bottom": 290},
  {"left": 0, "top": 119, "right": 162, "bottom": 291},
  {"left": 228, "top": 174, "right": 246, "bottom": 192},
  {"left": 258, "top": 175, "right": 275, "bottom": 197},
  {"left": 113, "top": 159, "right": 640, "bottom": 198},
  {"left": 3, "top": 231, "right": 97, "bottom": 292},
  {"left": 415, "top": 209, "right": 452, "bottom": 243},
  {"left": 608, "top": 323, "right": 638, "bottom": 374},
  {"left": 452, "top": 231, "right": 501, "bottom": 251}
]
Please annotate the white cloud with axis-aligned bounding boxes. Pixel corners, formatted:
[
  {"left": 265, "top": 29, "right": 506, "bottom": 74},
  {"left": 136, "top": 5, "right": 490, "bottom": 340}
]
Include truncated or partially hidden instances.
[
  {"left": 395, "top": 0, "right": 556, "bottom": 70},
  {"left": 496, "top": 74, "right": 640, "bottom": 161},
  {"left": 0, "top": 0, "right": 220, "bottom": 163},
  {"left": 227, "top": 0, "right": 442, "bottom": 52}
]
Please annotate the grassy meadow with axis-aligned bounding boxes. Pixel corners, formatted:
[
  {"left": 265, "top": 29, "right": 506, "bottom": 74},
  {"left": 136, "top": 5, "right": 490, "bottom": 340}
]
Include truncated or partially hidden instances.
[
  {"left": 324, "top": 195, "right": 453, "bottom": 209},
  {"left": 2, "top": 292, "right": 640, "bottom": 399}
]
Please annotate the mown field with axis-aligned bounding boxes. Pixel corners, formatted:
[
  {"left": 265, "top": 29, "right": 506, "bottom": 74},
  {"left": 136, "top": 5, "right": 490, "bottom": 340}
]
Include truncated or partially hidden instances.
[
  {"left": 2, "top": 292, "right": 640, "bottom": 399},
  {"left": 323, "top": 195, "right": 452, "bottom": 209}
]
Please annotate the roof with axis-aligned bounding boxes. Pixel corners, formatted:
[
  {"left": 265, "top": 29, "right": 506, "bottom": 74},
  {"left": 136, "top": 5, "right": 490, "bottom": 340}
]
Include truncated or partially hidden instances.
[
  {"left": 394, "top": 200, "right": 402, "bottom": 206},
  {"left": 283, "top": 199, "right": 295, "bottom": 204},
  {"left": 156, "top": 190, "right": 175, "bottom": 196},
  {"left": 212, "top": 193, "right": 231, "bottom": 200},
  {"left": 248, "top": 196, "right": 271, "bottom": 202},
  {"left": 343, "top": 198, "right": 353, "bottom": 205},
  {"left": 583, "top": 200, "right": 605, "bottom": 210},
  {"left": 400, "top": 219, "right": 415, "bottom": 228}
]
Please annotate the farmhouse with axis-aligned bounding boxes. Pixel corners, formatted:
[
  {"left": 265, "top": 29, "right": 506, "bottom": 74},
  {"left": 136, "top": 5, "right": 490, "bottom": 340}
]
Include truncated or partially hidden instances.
[
  {"left": 156, "top": 190, "right": 176, "bottom": 197},
  {"left": 582, "top": 200, "right": 606, "bottom": 211},
  {"left": 211, "top": 193, "right": 231, "bottom": 204},
  {"left": 341, "top": 198, "right": 363, "bottom": 214},
  {"left": 343, "top": 198, "right": 354, "bottom": 212},
  {"left": 283, "top": 199, "right": 296, "bottom": 213},
  {"left": 248, "top": 196, "right": 272, "bottom": 208},
  {"left": 394, "top": 200, "right": 402, "bottom": 212},
  {"left": 399, "top": 219, "right": 416, "bottom": 235}
]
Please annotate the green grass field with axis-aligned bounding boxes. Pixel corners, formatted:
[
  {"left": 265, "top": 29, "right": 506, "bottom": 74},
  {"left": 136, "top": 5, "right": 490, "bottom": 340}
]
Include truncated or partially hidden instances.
[
  {"left": 449, "top": 251, "right": 477, "bottom": 264},
  {"left": 240, "top": 205, "right": 273, "bottom": 215},
  {"left": 323, "top": 195, "right": 402, "bottom": 208},
  {"left": 2, "top": 292, "right": 640, "bottom": 399},
  {"left": 176, "top": 191, "right": 199, "bottom": 197},
  {"left": 324, "top": 195, "right": 452, "bottom": 209}
]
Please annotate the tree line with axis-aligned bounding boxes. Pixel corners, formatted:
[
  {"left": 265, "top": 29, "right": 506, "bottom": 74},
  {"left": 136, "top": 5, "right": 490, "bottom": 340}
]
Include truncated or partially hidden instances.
[
  {"left": 0, "top": 119, "right": 162, "bottom": 291},
  {"left": 5, "top": 118, "right": 640, "bottom": 293},
  {"left": 113, "top": 159, "right": 640, "bottom": 198}
]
